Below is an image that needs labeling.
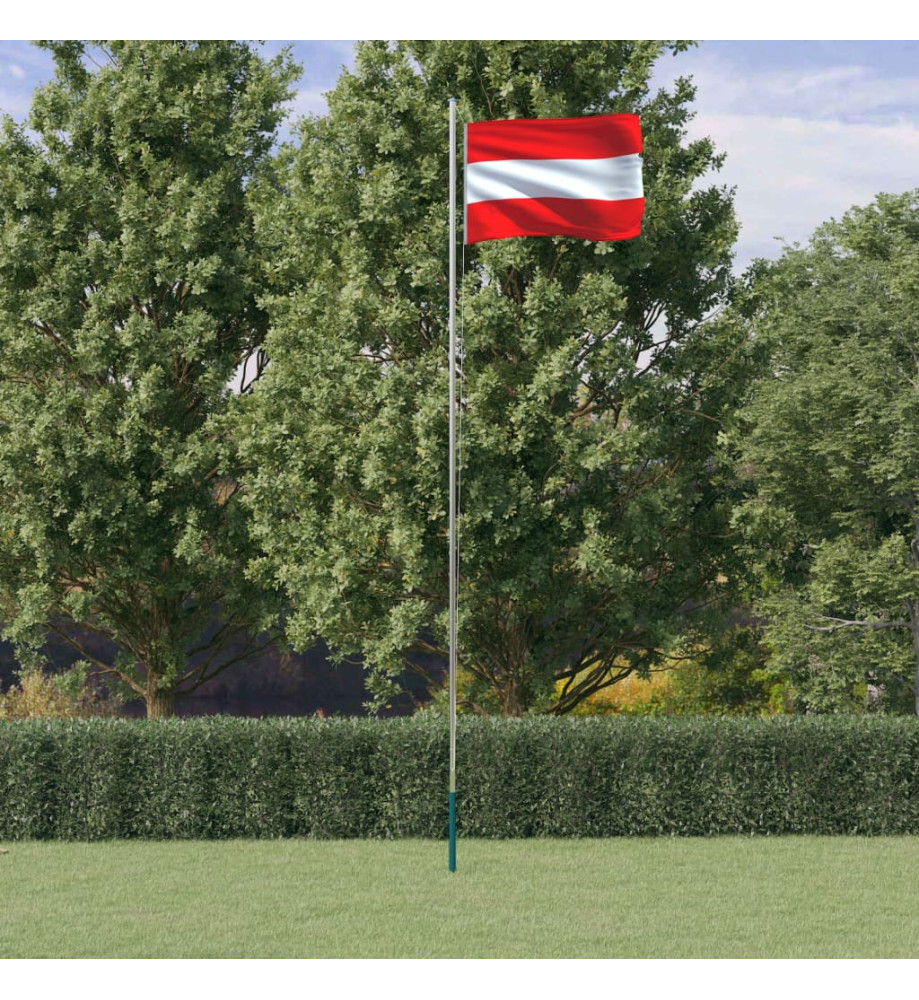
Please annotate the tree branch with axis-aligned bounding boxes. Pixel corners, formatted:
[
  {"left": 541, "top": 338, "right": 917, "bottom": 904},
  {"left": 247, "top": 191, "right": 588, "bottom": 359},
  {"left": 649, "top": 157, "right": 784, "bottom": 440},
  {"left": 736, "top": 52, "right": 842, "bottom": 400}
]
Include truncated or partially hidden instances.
[{"left": 806, "top": 616, "right": 912, "bottom": 633}]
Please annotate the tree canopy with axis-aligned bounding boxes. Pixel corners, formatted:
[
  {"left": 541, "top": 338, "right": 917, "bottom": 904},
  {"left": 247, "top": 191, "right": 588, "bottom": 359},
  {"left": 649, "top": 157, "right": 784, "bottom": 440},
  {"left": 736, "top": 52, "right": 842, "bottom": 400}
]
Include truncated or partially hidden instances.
[
  {"left": 734, "top": 190, "right": 919, "bottom": 714},
  {"left": 0, "top": 41, "right": 298, "bottom": 716},
  {"left": 239, "top": 40, "right": 749, "bottom": 715}
]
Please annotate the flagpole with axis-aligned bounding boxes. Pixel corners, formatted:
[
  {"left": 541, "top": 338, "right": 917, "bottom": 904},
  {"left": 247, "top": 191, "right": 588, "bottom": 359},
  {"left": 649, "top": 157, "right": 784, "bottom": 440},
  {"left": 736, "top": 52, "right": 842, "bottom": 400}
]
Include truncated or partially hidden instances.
[{"left": 448, "top": 97, "right": 458, "bottom": 874}]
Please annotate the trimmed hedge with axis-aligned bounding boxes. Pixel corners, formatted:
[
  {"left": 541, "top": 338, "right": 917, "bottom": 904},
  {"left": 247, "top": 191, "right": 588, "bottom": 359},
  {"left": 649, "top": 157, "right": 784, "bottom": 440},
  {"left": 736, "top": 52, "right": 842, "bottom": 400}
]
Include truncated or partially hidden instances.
[{"left": 2, "top": 715, "right": 919, "bottom": 839}]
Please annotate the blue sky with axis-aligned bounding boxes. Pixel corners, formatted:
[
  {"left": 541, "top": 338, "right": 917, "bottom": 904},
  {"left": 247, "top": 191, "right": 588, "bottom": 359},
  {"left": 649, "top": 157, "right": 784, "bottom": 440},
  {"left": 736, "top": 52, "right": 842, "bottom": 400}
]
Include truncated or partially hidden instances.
[
  {"left": 651, "top": 41, "right": 919, "bottom": 267},
  {"left": 1, "top": 40, "right": 917, "bottom": 272}
]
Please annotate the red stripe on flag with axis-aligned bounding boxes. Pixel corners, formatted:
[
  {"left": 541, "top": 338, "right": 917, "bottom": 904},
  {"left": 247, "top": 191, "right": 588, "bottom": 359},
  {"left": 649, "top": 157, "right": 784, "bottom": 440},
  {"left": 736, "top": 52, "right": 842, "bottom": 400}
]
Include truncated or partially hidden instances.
[
  {"left": 465, "top": 197, "right": 644, "bottom": 244},
  {"left": 466, "top": 115, "right": 641, "bottom": 164}
]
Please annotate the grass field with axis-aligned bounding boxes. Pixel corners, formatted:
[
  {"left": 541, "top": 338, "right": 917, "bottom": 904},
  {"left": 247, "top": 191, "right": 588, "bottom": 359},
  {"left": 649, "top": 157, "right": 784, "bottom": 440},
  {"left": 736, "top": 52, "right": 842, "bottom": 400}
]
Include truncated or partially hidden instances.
[{"left": 2, "top": 836, "right": 919, "bottom": 958}]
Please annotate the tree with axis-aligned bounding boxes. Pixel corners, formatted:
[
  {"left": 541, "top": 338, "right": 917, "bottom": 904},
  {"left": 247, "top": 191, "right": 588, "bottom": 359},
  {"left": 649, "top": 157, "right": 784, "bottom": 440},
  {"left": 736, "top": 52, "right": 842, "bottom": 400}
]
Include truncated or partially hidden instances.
[
  {"left": 239, "top": 40, "right": 746, "bottom": 715},
  {"left": 0, "top": 41, "right": 298, "bottom": 716},
  {"left": 733, "top": 191, "right": 919, "bottom": 714}
]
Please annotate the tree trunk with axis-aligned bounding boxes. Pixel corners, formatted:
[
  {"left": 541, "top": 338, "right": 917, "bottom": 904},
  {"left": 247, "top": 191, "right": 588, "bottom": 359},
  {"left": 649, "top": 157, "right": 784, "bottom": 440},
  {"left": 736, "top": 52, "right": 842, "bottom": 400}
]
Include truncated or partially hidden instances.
[
  {"left": 146, "top": 687, "right": 176, "bottom": 719},
  {"left": 501, "top": 673, "right": 525, "bottom": 717}
]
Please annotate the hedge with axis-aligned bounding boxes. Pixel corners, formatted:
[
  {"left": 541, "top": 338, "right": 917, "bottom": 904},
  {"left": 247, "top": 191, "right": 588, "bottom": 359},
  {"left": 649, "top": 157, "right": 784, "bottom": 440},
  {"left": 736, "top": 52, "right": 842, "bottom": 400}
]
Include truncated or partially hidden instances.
[{"left": 2, "top": 715, "right": 919, "bottom": 840}]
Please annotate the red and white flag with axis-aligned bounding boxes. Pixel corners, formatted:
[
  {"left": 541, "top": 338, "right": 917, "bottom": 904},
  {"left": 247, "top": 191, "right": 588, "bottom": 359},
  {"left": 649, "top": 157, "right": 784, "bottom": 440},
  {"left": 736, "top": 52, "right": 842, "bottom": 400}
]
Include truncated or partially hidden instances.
[{"left": 464, "top": 114, "right": 643, "bottom": 244}]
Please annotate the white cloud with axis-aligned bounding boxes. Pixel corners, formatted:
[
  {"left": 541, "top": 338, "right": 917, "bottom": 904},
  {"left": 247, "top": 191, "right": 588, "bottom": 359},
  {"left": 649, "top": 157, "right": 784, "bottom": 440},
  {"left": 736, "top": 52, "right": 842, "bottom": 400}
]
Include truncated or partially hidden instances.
[
  {"left": 288, "top": 87, "right": 332, "bottom": 120},
  {"left": 688, "top": 112, "right": 919, "bottom": 268},
  {"left": 7, "top": 64, "right": 26, "bottom": 80},
  {"left": 0, "top": 87, "right": 32, "bottom": 120},
  {"left": 688, "top": 56, "right": 919, "bottom": 123},
  {"left": 653, "top": 46, "right": 919, "bottom": 269}
]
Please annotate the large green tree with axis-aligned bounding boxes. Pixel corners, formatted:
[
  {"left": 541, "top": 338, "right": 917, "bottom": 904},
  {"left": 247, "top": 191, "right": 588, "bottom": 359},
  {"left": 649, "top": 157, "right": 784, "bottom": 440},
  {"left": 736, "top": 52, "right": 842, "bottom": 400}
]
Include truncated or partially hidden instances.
[
  {"left": 240, "top": 40, "right": 747, "bottom": 715},
  {"left": 0, "top": 41, "right": 298, "bottom": 716},
  {"left": 734, "top": 191, "right": 919, "bottom": 714}
]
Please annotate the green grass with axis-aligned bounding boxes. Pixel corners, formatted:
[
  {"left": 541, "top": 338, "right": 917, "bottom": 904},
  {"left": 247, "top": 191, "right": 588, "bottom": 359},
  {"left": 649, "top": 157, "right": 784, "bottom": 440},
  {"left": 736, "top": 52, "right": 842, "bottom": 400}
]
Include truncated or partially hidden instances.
[{"left": 2, "top": 837, "right": 919, "bottom": 958}]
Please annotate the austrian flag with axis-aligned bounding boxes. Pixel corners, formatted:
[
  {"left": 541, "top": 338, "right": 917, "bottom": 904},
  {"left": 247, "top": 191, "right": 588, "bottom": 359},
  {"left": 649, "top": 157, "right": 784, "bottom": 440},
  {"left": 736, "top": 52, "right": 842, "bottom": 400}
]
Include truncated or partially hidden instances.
[{"left": 464, "top": 114, "right": 644, "bottom": 244}]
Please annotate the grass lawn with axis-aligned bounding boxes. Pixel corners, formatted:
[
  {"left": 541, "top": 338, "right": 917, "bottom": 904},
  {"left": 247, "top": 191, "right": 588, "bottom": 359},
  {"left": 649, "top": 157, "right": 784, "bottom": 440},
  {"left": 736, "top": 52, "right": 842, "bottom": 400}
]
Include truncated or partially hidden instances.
[{"left": 2, "top": 836, "right": 919, "bottom": 958}]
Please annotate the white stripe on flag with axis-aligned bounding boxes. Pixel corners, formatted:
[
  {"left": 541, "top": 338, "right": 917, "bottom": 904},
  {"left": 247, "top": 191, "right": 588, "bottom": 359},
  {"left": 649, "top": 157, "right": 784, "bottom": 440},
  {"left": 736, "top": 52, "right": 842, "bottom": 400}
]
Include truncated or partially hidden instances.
[{"left": 466, "top": 153, "right": 643, "bottom": 206}]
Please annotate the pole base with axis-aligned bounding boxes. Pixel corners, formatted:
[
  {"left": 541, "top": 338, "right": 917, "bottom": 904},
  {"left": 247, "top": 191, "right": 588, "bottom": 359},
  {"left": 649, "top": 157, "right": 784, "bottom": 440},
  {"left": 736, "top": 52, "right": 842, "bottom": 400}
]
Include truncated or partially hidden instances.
[{"left": 448, "top": 790, "right": 457, "bottom": 872}]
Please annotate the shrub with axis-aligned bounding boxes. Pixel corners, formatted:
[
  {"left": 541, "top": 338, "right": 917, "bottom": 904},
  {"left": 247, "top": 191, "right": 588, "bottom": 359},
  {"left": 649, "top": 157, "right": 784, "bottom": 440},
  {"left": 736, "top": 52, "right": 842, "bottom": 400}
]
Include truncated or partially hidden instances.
[
  {"left": 0, "top": 666, "right": 121, "bottom": 720},
  {"left": 567, "top": 630, "right": 793, "bottom": 717},
  {"left": 2, "top": 715, "right": 919, "bottom": 840}
]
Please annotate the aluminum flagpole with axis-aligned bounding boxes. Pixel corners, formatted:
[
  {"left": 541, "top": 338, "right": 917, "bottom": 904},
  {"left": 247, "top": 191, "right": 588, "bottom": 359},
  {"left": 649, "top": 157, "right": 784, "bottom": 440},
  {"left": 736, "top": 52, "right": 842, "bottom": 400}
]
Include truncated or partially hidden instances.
[{"left": 448, "top": 97, "right": 458, "bottom": 873}]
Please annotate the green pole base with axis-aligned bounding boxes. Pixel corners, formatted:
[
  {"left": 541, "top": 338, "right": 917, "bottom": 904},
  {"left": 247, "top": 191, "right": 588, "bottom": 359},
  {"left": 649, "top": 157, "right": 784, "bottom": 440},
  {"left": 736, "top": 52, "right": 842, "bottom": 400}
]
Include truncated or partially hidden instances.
[{"left": 448, "top": 790, "right": 457, "bottom": 872}]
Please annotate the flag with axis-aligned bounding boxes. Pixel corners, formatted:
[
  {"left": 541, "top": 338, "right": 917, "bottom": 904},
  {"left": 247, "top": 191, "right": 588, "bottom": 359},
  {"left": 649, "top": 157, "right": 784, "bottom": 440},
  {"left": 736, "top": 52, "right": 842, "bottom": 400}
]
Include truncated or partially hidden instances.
[{"left": 464, "top": 114, "right": 643, "bottom": 244}]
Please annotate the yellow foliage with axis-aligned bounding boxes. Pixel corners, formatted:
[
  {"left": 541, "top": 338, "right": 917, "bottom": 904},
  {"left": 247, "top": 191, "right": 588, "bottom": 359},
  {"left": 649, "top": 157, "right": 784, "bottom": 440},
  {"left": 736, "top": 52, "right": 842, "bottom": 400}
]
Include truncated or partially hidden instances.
[
  {"left": 0, "top": 668, "right": 116, "bottom": 719},
  {"left": 564, "top": 670, "right": 674, "bottom": 716},
  {"left": 557, "top": 639, "right": 791, "bottom": 717}
]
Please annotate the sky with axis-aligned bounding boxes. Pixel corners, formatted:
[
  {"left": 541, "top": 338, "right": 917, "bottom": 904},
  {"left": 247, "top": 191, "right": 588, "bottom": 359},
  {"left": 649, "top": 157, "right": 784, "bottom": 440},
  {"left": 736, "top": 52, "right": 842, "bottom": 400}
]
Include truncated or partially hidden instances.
[{"left": 1, "top": 39, "right": 918, "bottom": 273}]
